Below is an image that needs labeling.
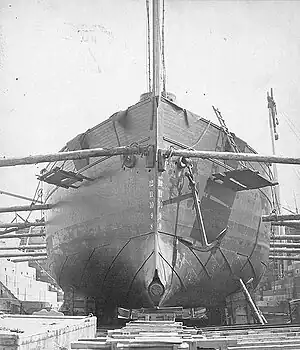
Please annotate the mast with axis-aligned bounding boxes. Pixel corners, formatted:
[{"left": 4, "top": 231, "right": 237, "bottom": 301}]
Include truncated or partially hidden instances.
[
  {"left": 267, "top": 88, "right": 279, "bottom": 187},
  {"left": 267, "top": 88, "right": 285, "bottom": 276},
  {"left": 267, "top": 89, "right": 281, "bottom": 215},
  {"left": 152, "top": 0, "right": 161, "bottom": 96}
]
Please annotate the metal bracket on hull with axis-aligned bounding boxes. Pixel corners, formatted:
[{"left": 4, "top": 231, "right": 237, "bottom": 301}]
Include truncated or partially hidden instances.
[{"left": 37, "top": 167, "right": 93, "bottom": 189}]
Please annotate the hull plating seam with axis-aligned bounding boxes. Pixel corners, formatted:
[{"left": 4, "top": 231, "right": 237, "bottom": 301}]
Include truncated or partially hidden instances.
[
  {"left": 101, "top": 232, "right": 154, "bottom": 290},
  {"left": 187, "top": 245, "right": 212, "bottom": 279},
  {"left": 126, "top": 251, "right": 154, "bottom": 300},
  {"left": 78, "top": 248, "right": 96, "bottom": 288}
]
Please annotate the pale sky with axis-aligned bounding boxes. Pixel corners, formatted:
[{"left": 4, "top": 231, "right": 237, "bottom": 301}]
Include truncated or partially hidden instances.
[{"left": 1, "top": 0, "right": 300, "bottom": 222}]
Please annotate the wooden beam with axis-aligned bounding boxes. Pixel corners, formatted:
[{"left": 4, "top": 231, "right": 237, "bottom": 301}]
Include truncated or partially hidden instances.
[
  {"left": 0, "top": 189, "right": 43, "bottom": 204},
  {"left": 270, "top": 242, "right": 300, "bottom": 248},
  {"left": 10, "top": 257, "right": 48, "bottom": 262},
  {"left": 263, "top": 214, "right": 300, "bottom": 222},
  {"left": 0, "top": 146, "right": 144, "bottom": 168},
  {"left": 0, "top": 222, "right": 46, "bottom": 229},
  {"left": 0, "top": 233, "right": 45, "bottom": 239},
  {"left": 271, "top": 235, "right": 300, "bottom": 240},
  {"left": 269, "top": 256, "right": 300, "bottom": 261},
  {"left": 0, "top": 252, "right": 47, "bottom": 258},
  {"left": 0, "top": 245, "right": 46, "bottom": 250},
  {"left": 0, "top": 204, "right": 53, "bottom": 213},
  {"left": 269, "top": 248, "right": 300, "bottom": 253},
  {"left": 166, "top": 149, "right": 300, "bottom": 165},
  {"left": 271, "top": 221, "right": 300, "bottom": 227}
]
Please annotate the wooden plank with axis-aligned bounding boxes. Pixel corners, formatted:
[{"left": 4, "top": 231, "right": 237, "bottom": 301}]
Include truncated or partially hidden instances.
[{"left": 71, "top": 342, "right": 110, "bottom": 349}]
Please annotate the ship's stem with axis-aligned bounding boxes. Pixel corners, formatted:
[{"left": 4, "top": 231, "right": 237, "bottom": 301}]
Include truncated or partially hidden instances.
[{"left": 152, "top": 0, "right": 161, "bottom": 97}]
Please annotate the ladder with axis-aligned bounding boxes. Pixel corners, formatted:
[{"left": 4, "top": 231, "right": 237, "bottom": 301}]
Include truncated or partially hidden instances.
[{"left": 212, "top": 106, "right": 246, "bottom": 167}]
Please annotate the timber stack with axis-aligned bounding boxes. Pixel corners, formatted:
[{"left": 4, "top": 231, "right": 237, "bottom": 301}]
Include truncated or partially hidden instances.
[{"left": 71, "top": 320, "right": 300, "bottom": 350}]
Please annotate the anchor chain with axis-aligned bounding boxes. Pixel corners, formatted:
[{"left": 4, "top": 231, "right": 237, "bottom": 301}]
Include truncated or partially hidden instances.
[{"left": 178, "top": 157, "right": 209, "bottom": 247}]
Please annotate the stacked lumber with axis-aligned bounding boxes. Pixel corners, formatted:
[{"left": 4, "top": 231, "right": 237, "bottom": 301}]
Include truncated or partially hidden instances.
[
  {"left": 201, "top": 323, "right": 300, "bottom": 349},
  {"left": 71, "top": 320, "right": 236, "bottom": 349}
]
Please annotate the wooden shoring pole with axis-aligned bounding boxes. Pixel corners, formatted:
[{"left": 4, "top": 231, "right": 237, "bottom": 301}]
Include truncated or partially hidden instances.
[
  {"left": 0, "top": 252, "right": 47, "bottom": 258},
  {"left": 0, "top": 189, "right": 43, "bottom": 204},
  {"left": 0, "top": 245, "right": 46, "bottom": 251},
  {"left": 0, "top": 222, "right": 46, "bottom": 229},
  {"left": 269, "top": 256, "right": 300, "bottom": 261},
  {"left": 271, "top": 235, "right": 300, "bottom": 241},
  {"left": 269, "top": 248, "right": 300, "bottom": 253},
  {"left": 164, "top": 149, "right": 300, "bottom": 165},
  {"left": 263, "top": 214, "right": 300, "bottom": 222},
  {"left": 10, "top": 257, "right": 48, "bottom": 262},
  {"left": 0, "top": 146, "right": 144, "bottom": 168},
  {"left": 271, "top": 221, "right": 300, "bottom": 227},
  {"left": 270, "top": 242, "right": 300, "bottom": 248},
  {"left": 239, "top": 278, "right": 266, "bottom": 325},
  {"left": 0, "top": 233, "right": 45, "bottom": 239},
  {"left": 0, "top": 204, "right": 53, "bottom": 213}
]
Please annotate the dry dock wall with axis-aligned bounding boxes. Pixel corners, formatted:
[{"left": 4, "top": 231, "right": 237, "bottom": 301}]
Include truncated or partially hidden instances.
[{"left": 0, "top": 314, "right": 96, "bottom": 350}]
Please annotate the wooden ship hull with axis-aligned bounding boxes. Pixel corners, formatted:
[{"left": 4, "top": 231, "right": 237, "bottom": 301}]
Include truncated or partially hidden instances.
[{"left": 44, "top": 95, "right": 273, "bottom": 315}]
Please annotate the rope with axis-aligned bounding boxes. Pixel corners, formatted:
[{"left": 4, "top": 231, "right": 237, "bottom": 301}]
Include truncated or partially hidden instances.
[{"left": 146, "top": 0, "right": 151, "bottom": 92}]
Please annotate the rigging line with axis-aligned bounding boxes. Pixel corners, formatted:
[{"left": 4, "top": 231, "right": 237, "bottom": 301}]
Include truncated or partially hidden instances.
[
  {"left": 281, "top": 206, "right": 297, "bottom": 215},
  {"left": 283, "top": 115, "right": 300, "bottom": 143},
  {"left": 146, "top": 0, "right": 151, "bottom": 92},
  {"left": 190, "top": 120, "right": 212, "bottom": 149},
  {"left": 162, "top": 0, "right": 166, "bottom": 94},
  {"left": 281, "top": 111, "right": 300, "bottom": 135},
  {"left": 293, "top": 167, "right": 300, "bottom": 182}
]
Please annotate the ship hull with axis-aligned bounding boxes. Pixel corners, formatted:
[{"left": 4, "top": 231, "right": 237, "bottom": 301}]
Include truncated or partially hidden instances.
[{"left": 45, "top": 96, "right": 272, "bottom": 313}]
